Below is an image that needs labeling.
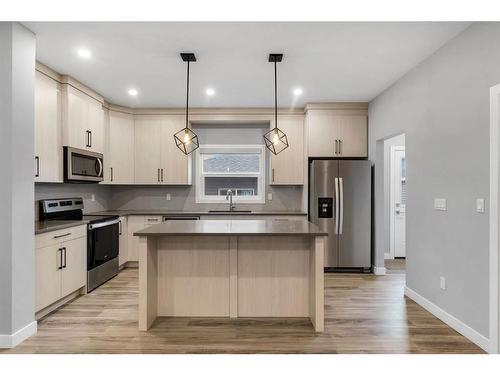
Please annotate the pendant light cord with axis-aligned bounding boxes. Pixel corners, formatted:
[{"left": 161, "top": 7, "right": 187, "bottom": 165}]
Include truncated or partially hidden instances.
[
  {"left": 274, "top": 60, "right": 277, "bottom": 130},
  {"left": 186, "top": 60, "right": 190, "bottom": 129}
]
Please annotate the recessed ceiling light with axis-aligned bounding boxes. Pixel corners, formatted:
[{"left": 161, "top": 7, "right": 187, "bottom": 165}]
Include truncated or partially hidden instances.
[
  {"left": 293, "top": 88, "right": 303, "bottom": 96},
  {"left": 128, "top": 88, "right": 138, "bottom": 96},
  {"left": 206, "top": 88, "right": 215, "bottom": 96},
  {"left": 77, "top": 48, "right": 91, "bottom": 59}
]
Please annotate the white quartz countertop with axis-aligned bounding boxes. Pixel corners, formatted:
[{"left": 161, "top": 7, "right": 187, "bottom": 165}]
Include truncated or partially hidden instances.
[{"left": 134, "top": 219, "right": 327, "bottom": 237}]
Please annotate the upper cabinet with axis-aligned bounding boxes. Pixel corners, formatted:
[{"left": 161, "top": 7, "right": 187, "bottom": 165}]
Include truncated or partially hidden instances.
[
  {"left": 34, "top": 70, "right": 63, "bottom": 182},
  {"left": 269, "top": 115, "right": 304, "bottom": 185},
  {"left": 306, "top": 104, "right": 368, "bottom": 158},
  {"left": 61, "top": 83, "right": 105, "bottom": 154},
  {"left": 134, "top": 115, "right": 191, "bottom": 185},
  {"left": 105, "top": 110, "right": 135, "bottom": 184}
]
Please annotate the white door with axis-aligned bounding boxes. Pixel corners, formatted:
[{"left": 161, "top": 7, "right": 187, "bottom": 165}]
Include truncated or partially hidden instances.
[{"left": 391, "top": 146, "right": 406, "bottom": 258}]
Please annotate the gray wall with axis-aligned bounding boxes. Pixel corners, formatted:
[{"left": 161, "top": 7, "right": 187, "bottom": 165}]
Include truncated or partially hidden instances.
[
  {"left": 0, "top": 23, "right": 36, "bottom": 338},
  {"left": 369, "top": 23, "right": 500, "bottom": 337}
]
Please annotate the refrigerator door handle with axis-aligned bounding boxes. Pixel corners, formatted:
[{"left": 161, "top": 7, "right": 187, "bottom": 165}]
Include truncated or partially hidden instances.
[
  {"left": 339, "top": 177, "right": 344, "bottom": 235},
  {"left": 334, "top": 177, "right": 340, "bottom": 234}
]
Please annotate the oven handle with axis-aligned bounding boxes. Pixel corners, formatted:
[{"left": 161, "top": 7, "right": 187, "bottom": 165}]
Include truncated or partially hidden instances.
[{"left": 88, "top": 218, "right": 120, "bottom": 230}]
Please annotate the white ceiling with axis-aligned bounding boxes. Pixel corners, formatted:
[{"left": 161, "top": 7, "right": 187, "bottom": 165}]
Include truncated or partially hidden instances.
[{"left": 24, "top": 22, "right": 470, "bottom": 108}]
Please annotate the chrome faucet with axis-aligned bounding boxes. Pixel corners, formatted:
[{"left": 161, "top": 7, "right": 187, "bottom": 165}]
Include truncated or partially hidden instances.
[{"left": 226, "top": 189, "right": 236, "bottom": 211}]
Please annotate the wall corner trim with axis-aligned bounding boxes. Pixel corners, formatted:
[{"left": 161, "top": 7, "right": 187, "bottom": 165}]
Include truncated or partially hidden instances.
[
  {"left": 373, "top": 266, "right": 386, "bottom": 275},
  {"left": 404, "top": 286, "right": 490, "bottom": 352},
  {"left": 0, "top": 321, "right": 37, "bottom": 348}
]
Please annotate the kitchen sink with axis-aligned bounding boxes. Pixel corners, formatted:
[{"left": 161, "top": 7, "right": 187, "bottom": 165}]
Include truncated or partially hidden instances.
[{"left": 208, "top": 210, "right": 252, "bottom": 213}]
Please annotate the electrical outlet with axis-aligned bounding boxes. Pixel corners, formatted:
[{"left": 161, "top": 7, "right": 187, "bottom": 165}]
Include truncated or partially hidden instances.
[
  {"left": 476, "top": 198, "right": 485, "bottom": 213},
  {"left": 440, "top": 276, "right": 446, "bottom": 290},
  {"left": 434, "top": 198, "right": 447, "bottom": 211},
  {"left": 267, "top": 192, "right": 273, "bottom": 201},
  {"left": 91, "top": 194, "right": 95, "bottom": 202},
  {"left": 166, "top": 193, "right": 171, "bottom": 201}
]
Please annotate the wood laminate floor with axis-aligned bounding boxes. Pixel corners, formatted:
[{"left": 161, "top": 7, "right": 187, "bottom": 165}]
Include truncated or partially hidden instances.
[{"left": 2, "top": 268, "right": 484, "bottom": 354}]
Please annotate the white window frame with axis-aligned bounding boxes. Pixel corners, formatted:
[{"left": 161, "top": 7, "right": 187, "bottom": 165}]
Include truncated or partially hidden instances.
[{"left": 195, "top": 144, "right": 265, "bottom": 204}]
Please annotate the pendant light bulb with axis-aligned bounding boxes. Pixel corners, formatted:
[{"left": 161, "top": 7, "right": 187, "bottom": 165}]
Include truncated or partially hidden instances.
[
  {"left": 272, "top": 129, "right": 280, "bottom": 145},
  {"left": 183, "top": 129, "right": 191, "bottom": 145}
]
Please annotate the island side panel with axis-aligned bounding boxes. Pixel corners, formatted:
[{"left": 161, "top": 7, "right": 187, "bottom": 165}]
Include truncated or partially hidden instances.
[
  {"left": 237, "top": 236, "right": 310, "bottom": 317},
  {"left": 139, "top": 236, "right": 158, "bottom": 331},
  {"left": 229, "top": 236, "right": 238, "bottom": 318},
  {"left": 309, "top": 236, "right": 325, "bottom": 332},
  {"left": 156, "top": 236, "right": 231, "bottom": 317}
]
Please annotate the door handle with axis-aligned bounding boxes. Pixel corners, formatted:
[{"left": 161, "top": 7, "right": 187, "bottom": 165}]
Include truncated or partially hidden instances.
[
  {"left": 63, "top": 247, "right": 67, "bottom": 268},
  {"left": 86, "top": 130, "right": 90, "bottom": 147},
  {"left": 35, "top": 156, "right": 40, "bottom": 177},
  {"left": 54, "top": 232, "right": 71, "bottom": 239},
  {"left": 272, "top": 168, "right": 275, "bottom": 183},
  {"left": 339, "top": 177, "right": 344, "bottom": 235},
  {"left": 119, "top": 220, "right": 122, "bottom": 235},
  {"left": 338, "top": 140, "right": 342, "bottom": 155},
  {"left": 58, "top": 248, "right": 63, "bottom": 270},
  {"left": 334, "top": 140, "right": 338, "bottom": 155},
  {"left": 334, "top": 177, "right": 340, "bottom": 234},
  {"left": 161, "top": 168, "right": 164, "bottom": 182},
  {"left": 89, "top": 131, "right": 92, "bottom": 148},
  {"left": 110, "top": 167, "right": 113, "bottom": 182},
  {"left": 157, "top": 168, "right": 160, "bottom": 182}
]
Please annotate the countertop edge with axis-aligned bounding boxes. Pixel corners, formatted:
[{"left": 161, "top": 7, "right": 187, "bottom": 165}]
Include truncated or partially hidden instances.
[{"left": 35, "top": 221, "right": 89, "bottom": 235}]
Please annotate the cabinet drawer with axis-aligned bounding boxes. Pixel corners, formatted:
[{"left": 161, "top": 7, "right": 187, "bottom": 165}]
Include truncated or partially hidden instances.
[{"left": 35, "top": 225, "right": 87, "bottom": 249}]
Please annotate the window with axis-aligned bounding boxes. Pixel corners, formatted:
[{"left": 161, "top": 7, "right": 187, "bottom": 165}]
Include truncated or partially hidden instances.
[{"left": 196, "top": 145, "right": 265, "bottom": 203}]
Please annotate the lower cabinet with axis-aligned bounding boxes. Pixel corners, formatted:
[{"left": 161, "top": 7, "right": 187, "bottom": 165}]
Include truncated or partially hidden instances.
[
  {"left": 118, "top": 216, "right": 128, "bottom": 267},
  {"left": 127, "top": 215, "right": 162, "bottom": 262},
  {"left": 35, "top": 227, "right": 87, "bottom": 313}
]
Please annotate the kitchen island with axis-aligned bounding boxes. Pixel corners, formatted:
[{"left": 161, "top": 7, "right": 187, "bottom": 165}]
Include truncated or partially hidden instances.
[{"left": 134, "top": 220, "right": 327, "bottom": 332}]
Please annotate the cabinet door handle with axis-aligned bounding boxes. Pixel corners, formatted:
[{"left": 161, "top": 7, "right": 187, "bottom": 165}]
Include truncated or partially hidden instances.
[
  {"left": 54, "top": 232, "right": 71, "bottom": 239},
  {"left": 147, "top": 218, "right": 159, "bottom": 222},
  {"left": 89, "top": 131, "right": 92, "bottom": 148},
  {"left": 63, "top": 247, "right": 67, "bottom": 268},
  {"left": 157, "top": 168, "right": 160, "bottom": 182},
  {"left": 272, "top": 168, "right": 275, "bottom": 183},
  {"left": 119, "top": 220, "right": 122, "bottom": 235},
  {"left": 334, "top": 139, "right": 338, "bottom": 155},
  {"left": 110, "top": 167, "right": 113, "bottom": 182},
  {"left": 161, "top": 168, "right": 164, "bottom": 182},
  {"left": 58, "top": 248, "right": 63, "bottom": 270},
  {"left": 339, "top": 139, "right": 342, "bottom": 155},
  {"left": 86, "top": 130, "right": 90, "bottom": 147},
  {"left": 35, "top": 156, "right": 40, "bottom": 177}
]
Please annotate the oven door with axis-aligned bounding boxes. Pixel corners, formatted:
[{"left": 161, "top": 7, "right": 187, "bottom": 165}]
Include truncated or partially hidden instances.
[
  {"left": 87, "top": 220, "right": 120, "bottom": 270},
  {"left": 64, "top": 146, "right": 104, "bottom": 182}
]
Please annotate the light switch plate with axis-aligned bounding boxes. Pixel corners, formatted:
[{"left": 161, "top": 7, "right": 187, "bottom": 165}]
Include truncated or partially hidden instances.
[
  {"left": 91, "top": 194, "right": 95, "bottom": 202},
  {"left": 476, "top": 198, "right": 485, "bottom": 213},
  {"left": 440, "top": 276, "right": 446, "bottom": 290},
  {"left": 267, "top": 192, "right": 273, "bottom": 201},
  {"left": 166, "top": 193, "right": 171, "bottom": 201},
  {"left": 434, "top": 198, "right": 447, "bottom": 211}
]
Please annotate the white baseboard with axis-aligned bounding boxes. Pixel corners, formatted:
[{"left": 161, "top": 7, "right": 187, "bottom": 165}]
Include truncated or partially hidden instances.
[
  {"left": 404, "top": 286, "right": 490, "bottom": 352},
  {"left": 373, "top": 266, "right": 386, "bottom": 275},
  {"left": 384, "top": 253, "right": 392, "bottom": 259},
  {"left": 0, "top": 320, "right": 37, "bottom": 348}
]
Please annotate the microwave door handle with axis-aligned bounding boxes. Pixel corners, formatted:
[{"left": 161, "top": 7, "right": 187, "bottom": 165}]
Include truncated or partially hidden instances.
[
  {"left": 96, "top": 158, "right": 103, "bottom": 177},
  {"left": 335, "top": 177, "right": 340, "bottom": 234}
]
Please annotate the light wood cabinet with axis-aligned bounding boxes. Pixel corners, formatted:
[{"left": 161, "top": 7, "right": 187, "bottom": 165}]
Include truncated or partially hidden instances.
[
  {"left": 34, "top": 71, "right": 63, "bottom": 182},
  {"left": 118, "top": 216, "right": 128, "bottom": 266},
  {"left": 127, "top": 215, "right": 161, "bottom": 261},
  {"left": 62, "top": 84, "right": 104, "bottom": 154},
  {"left": 134, "top": 117, "right": 162, "bottom": 184},
  {"left": 60, "top": 236, "right": 87, "bottom": 297},
  {"left": 134, "top": 116, "right": 191, "bottom": 185},
  {"left": 105, "top": 111, "right": 135, "bottom": 184},
  {"left": 269, "top": 116, "right": 304, "bottom": 185},
  {"left": 35, "top": 226, "right": 87, "bottom": 312},
  {"left": 306, "top": 107, "right": 368, "bottom": 158}
]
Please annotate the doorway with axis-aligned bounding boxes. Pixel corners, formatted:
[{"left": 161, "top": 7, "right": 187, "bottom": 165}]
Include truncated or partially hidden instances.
[{"left": 390, "top": 145, "right": 406, "bottom": 259}]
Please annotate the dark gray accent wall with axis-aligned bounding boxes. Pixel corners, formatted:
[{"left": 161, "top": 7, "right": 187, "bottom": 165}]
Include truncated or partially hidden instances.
[{"left": 369, "top": 23, "right": 500, "bottom": 337}]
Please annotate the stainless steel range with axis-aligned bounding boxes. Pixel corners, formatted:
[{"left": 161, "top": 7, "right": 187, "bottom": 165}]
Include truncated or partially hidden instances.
[{"left": 39, "top": 198, "right": 120, "bottom": 292}]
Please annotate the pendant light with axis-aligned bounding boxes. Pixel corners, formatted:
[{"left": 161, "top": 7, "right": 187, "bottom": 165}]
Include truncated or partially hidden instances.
[
  {"left": 174, "top": 53, "right": 200, "bottom": 155},
  {"left": 264, "top": 53, "right": 289, "bottom": 155}
]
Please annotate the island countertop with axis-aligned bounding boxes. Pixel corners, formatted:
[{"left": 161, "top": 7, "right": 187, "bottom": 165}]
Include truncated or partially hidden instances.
[{"left": 133, "top": 219, "right": 328, "bottom": 237}]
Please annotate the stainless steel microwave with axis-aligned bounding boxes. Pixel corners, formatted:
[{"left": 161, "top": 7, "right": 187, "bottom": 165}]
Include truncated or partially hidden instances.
[{"left": 63, "top": 146, "right": 104, "bottom": 183}]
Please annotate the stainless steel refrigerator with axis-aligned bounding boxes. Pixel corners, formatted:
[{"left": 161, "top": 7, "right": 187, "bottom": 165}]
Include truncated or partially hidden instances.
[{"left": 309, "top": 159, "right": 372, "bottom": 270}]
